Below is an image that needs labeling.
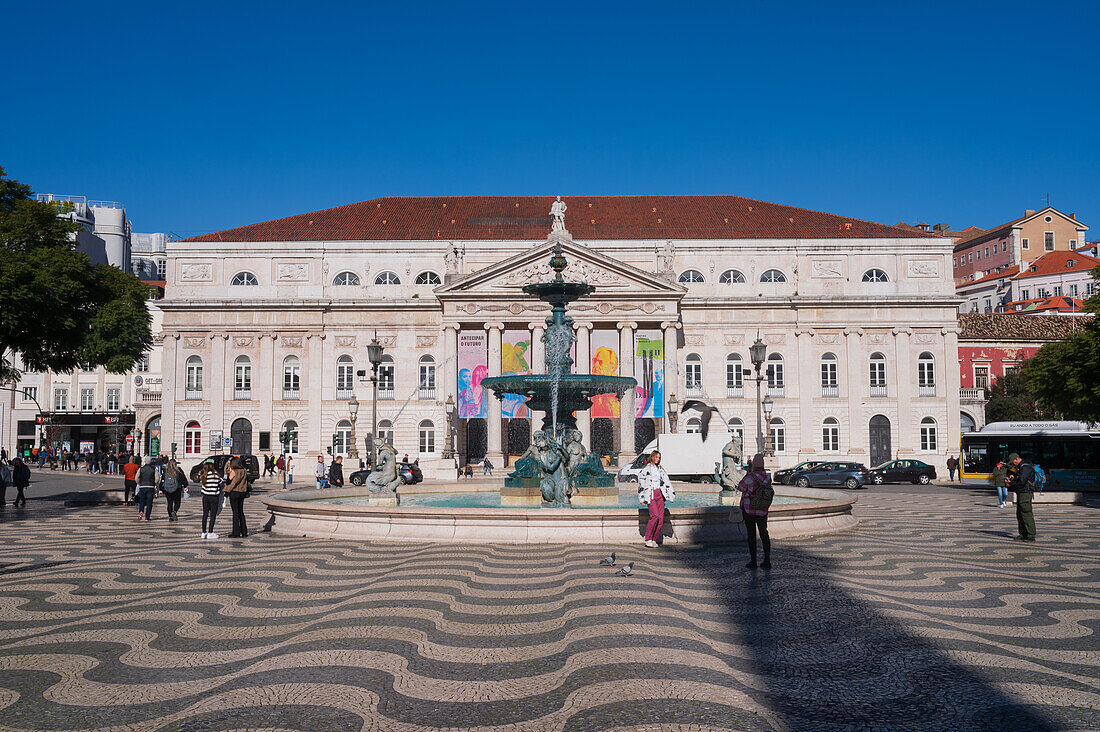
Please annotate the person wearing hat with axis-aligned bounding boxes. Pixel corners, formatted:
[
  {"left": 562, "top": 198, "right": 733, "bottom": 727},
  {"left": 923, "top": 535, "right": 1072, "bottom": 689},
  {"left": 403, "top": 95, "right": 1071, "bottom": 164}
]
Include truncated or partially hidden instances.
[
  {"left": 991, "top": 460, "right": 1009, "bottom": 508},
  {"left": 1005, "top": 453, "right": 1037, "bottom": 541}
]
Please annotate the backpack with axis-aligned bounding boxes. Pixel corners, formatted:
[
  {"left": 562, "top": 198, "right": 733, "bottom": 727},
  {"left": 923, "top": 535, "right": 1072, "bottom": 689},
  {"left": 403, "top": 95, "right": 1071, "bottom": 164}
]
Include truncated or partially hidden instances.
[
  {"left": 163, "top": 470, "right": 180, "bottom": 493},
  {"left": 749, "top": 472, "right": 774, "bottom": 511},
  {"left": 1030, "top": 464, "right": 1046, "bottom": 492}
]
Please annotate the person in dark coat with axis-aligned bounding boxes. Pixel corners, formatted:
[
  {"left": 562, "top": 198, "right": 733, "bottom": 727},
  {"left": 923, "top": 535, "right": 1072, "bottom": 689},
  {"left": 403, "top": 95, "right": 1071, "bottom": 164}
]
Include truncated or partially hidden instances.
[
  {"left": 11, "top": 458, "right": 31, "bottom": 507},
  {"left": 1005, "top": 453, "right": 1038, "bottom": 541},
  {"left": 328, "top": 456, "right": 344, "bottom": 488}
]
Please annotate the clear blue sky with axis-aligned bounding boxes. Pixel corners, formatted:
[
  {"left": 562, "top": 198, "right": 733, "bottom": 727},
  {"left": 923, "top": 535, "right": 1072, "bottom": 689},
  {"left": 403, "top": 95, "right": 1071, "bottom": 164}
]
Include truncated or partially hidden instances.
[{"left": 3, "top": 0, "right": 1097, "bottom": 237}]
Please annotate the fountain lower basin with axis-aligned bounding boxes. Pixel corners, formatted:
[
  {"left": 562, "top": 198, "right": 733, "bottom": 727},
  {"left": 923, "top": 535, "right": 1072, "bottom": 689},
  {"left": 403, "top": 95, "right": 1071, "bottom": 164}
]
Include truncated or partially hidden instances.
[{"left": 262, "top": 484, "right": 858, "bottom": 544}]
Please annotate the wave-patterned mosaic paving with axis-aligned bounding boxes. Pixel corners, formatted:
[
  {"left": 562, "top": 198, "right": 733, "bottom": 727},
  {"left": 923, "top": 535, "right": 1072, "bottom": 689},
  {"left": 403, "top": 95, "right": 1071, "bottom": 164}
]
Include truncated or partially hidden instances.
[{"left": 1, "top": 489, "right": 1097, "bottom": 731}]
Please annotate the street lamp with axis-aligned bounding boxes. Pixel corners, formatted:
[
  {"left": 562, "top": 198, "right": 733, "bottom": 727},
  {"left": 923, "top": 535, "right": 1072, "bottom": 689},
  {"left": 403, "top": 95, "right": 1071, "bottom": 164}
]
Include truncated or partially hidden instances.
[
  {"left": 366, "top": 335, "right": 385, "bottom": 465},
  {"left": 667, "top": 393, "right": 679, "bottom": 433},
  {"left": 442, "top": 393, "right": 456, "bottom": 460},
  {"left": 278, "top": 426, "right": 297, "bottom": 491},
  {"left": 762, "top": 394, "right": 774, "bottom": 456},
  {"left": 749, "top": 336, "right": 768, "bottom": 455},
  {"left": 348, "top": 395, "right": 360, "bottom": 463}
]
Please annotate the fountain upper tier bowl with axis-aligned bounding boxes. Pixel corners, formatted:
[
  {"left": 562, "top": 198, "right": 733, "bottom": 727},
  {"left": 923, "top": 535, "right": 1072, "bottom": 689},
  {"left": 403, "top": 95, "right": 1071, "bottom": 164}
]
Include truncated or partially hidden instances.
[{"left": 480, "top": 373, "right": 637, "bottom": 414}]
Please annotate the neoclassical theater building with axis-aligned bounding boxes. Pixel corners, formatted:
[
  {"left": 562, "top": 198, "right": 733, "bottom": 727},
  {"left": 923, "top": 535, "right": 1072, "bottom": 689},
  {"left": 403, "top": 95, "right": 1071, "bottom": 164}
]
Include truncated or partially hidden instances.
[{"left": 164, "top": 195, "right": 961, "bottom": 475}]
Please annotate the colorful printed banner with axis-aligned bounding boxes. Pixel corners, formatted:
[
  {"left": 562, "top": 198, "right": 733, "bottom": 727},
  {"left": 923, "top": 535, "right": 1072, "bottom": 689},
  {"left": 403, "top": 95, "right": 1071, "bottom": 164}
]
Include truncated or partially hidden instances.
[
  {"left": 634, "top": 331, "right": 665, "bottom": 418},
  {"left": 590, "top": 329, "right": 620, "bottom": 418},
  {"left": 458, "top": 331, "right": 487, "bottom": 418},
  {"left": 501, "top": 329, "right": 532, "bottom": 419}
]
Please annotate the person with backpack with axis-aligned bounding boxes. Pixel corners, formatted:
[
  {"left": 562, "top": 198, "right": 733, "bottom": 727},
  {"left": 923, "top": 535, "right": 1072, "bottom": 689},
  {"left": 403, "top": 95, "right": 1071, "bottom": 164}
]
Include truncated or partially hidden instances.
[
  {"left": 1005, "top": 452, "right": 1038, "bottom": 542},
  {"left": 638, "top": 450, "right": 674, "bottom": 548},
  {"left": 160, "top": 459, "right": 188, "bottom": 521},
  {"left": 198, "top": 461, "right": 223, "bottom": 539},
  {"left": 736, "top": 453, "right": 773, "bottom": 569},
  {"left": 135, "top": 456, "right": 159, "bottom": 521}
]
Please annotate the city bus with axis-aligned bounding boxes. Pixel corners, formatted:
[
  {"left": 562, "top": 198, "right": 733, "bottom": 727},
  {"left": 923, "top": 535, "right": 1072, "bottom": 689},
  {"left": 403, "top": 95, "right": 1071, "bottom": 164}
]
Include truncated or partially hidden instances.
[{"left": 961, "top": 421, "right": 1100, "bottom": 489}]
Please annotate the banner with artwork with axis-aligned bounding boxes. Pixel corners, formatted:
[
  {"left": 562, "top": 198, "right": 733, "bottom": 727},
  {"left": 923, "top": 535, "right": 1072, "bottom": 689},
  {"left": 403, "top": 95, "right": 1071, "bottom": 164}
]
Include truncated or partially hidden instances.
[
  {"left": 501, "top": 329, "right": 532, "bottom": 418},
  {"left": 634, "top": 331, "right": 665, "bottom": 418},
  {"left": 590, "top": 330, "right": 620, "bottom": 418},
  {"left": 457, "top": 331, "right": 487, "bottom": 418}
]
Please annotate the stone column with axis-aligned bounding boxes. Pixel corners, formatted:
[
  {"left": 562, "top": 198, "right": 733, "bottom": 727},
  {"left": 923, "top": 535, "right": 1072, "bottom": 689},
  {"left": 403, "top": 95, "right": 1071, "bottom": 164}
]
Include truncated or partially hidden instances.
[
  {"left": 796, "top": 329, "right": 815, "bottom": 459},
  {"left": 162, "top": 334, "right": 177, "bottom": 458},
  {"left": 442, "top": 324, "right": 458, "bottom": 403},
  {"left": 528, "top": 321, "right": 546, "bottom": 435},
  {"left": 617, "top": 321, "right": 637, "bottom": 463},
  {"left": 574, "top": 322, "right": 592, "bottom": 450},
  {"left": 661, "top": 321, "right": 679, "bottom": 433},
  {"left": 260, "top": 334, "right": 275, "bottom": 443},
  {"left": 845, "top": 329, "right": 864, "bottom": 457},
  {"left": 485, "top": 322, "right": 504, "bottom": 463},
  {"left": 211, "top": 334, "right": 227, "bottom": 448},
  {"left": 943, "top": 327, "right": 962, "bottom": 462},
  {"left": 894, "top": 328, "right": 913, "bottom": 458}
]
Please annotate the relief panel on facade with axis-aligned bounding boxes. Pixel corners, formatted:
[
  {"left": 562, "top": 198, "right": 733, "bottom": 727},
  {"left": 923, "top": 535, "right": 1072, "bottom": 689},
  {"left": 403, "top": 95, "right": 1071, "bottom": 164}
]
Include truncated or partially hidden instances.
[
  {"left": 906, "top": 259, "right": 941, "bottom": 278},
  {"left": 281, "top": 336, "right": 304, "bottom": 348},
  {"left": 183, "top": 337, "right": 206, "bottom": 349},
  {"left": 179, "top": 263, "right": 212, "bottom": 282},
  {"left": 416, "top": 335, "right": 438, "bottom": 347},
  {"left": 276, "top": 263, "right": 310, "bottom": 281},
  {"left": 335, "top": 336, "right": 356, "bottom": 347},
  {"left": 810, "top": 260, "right": 844, "bottom": 278}
]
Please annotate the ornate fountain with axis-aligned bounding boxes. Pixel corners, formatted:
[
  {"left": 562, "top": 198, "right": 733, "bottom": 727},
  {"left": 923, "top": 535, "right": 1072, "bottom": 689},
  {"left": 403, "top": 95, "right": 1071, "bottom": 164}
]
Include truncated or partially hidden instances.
[{"left": 481, "top": 237, "right": 636, "bottom": 507}]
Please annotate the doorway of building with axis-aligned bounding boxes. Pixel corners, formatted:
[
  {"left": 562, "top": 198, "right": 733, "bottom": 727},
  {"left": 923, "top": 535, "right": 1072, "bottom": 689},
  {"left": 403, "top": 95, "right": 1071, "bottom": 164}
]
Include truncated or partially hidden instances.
[
  {"left": 634, "top": 418, "right": 657, "bottom": 454},
  {"left": 145, "top": 415, "right": 161, "bottom": 456},
  {"left": 464, "top": 418, "right": 487, "bottom": 465},
  {"left": 592, "top": 418, "right": 614, "bottom": 457},
  {"left": 869, "top": 415, "right": 891, "bottom": 467},
  {"left": 230, "top": 418, "right": 253, "bottom": 455},
  {"left": 506, "top": 418, "right": 530, "bottom": 467}
]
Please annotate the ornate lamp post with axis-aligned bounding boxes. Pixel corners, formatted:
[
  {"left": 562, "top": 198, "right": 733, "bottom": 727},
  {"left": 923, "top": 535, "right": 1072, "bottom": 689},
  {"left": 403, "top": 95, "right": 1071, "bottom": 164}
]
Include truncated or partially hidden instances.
[
  {"left": 347, "top": 395, "right": 360, "bottom": 462},
  {"left": 749, "top": 336, "right": 768, "bottom": 455},
  {"left": 442, "top": 393, "right": 456, "bottom": 460},
  {"left": 762, "top": 394, "right": 775, "bottom": 456},
  {"left": 667, "top": 393, "right": 679, "bottom": 433},
  {"left": 366, "top": 336, "right": 385, "bottom": 466},
  {"left": 278, "top": 425, "right": 297, "bottom": 492}
]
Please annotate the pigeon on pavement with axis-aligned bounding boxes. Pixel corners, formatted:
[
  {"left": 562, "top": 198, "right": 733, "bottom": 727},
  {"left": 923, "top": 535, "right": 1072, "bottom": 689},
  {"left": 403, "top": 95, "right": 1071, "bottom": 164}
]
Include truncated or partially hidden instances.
[
  {"left": 615, "top": 562, "right": 634, "bottom": 576},
  {"left": 599, "top": 552, "right": 616, "bottom": 566},
  {"left": 681, "top": 399, "right": 721, "bottom": 441}
]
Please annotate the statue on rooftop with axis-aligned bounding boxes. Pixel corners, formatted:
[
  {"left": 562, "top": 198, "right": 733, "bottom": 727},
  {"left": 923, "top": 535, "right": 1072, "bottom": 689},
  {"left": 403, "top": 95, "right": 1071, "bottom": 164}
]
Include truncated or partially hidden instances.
[{"left": 550, "top": 196, "right": 568, "bottom": 234}]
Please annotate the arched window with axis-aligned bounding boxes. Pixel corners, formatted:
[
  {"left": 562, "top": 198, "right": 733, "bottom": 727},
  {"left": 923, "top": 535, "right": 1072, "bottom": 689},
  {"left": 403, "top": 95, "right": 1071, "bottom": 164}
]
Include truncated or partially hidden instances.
[
  {"left": 726, "top": 353, "right": 743, "bottom": 396},
  {"left": 336, "top": 355, "right": 354, "bottom": 399},
  {"left": 678, "top": 269, "right": 705, "bottom": 284},
  {"left": 719, "top": 269, "right": 746, "bottom": 284},
  {"left": 283, "top": 356, "right": 301, "bottom": 399},
  {"left": 335, "top": 419, "right": 352, "bottom": 456},
  {"left": 822, "top": 417, "right": 840, "bottom": 452},
  {"left": 333, "top": 271, "right": 360, "bottom": 286},
  {"left": 766, "top": 353, "right": 784, "bottom": 396},
  {"left": 184, "top": 421, "right": 202, "bottom": 455},
  {"left": 685, "top": 353, "right": 702, "bottom": 395},
  {"left": 231, "top": 272, "right": 258, "bottom": 286},
  {"left": 233, "top": 355, "right": 252, "bottom": 399},
  {"left": 418, "top": 355, "right": 436, "bottom": 399},
  {"left": 379, "top": 355, "right": 395, "bottom": 398},
  {"left": 185, "top": 356, "right": 203, "bottom": 398},
  {"left": 419, "top": 419, "right": 436, "bottom": 454},
  {"left": 686, "top": 417, "right": 702, "bottom": 434},
  {"left": 415, "top": 271, "right": 442, "bottom": 285},
  {"left": 760, "top": 269, "right": 787, "bottom": 283},
  {"left": 960, "top": 412, "right": 976, "bottom": 433},
  {"left": 727, "top": 417, "right": 744, "bottom": 446},
  {"left": 869, "top": 352, "right": 887, "bottom": 396},
  {"left": 917, "top": 352, "right": 936, "bottom": 395},
  {"left": 374, "top": 271, "right": 400, "bottom": 285},
  {"left": 377, "top": 419, "right": 394, "bottom": 447},
  {"left": 820, "top": 352, "right": 838, "bottom": 397},
  {"left": 768, "top": 417, "right": 786, "bottom": 453},
  {"left": 281, "top": 420, "right": 299, "bottom": 454},
  {"left": 862, "top": 268, "right": 889, "bottom": 283},
  {"left": 920, "top": 417, "right": 938, "bottom": 451}
]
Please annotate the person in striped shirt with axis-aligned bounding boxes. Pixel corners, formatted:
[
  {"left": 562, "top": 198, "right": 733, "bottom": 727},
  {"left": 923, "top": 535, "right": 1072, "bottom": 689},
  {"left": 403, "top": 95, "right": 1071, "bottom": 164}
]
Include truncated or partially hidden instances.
[{"left": 198, "top": 462, "right": 223, "bottom": 539}]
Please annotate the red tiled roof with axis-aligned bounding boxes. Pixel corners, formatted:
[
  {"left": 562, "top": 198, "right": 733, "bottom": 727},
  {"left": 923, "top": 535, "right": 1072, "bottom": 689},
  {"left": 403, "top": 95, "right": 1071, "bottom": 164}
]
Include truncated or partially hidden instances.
[
  {"left": 182, "top": 195, "right": 934, "bottom": 243},
  {"left": 1005, "top": 296, "right": 1087, "bottom": 312},
  {"left": 959, "top": 268, "right": 1017, "bottom": 287},
  {"left": 1013, "top": 250, "right": 1100, "bottom": 280}
]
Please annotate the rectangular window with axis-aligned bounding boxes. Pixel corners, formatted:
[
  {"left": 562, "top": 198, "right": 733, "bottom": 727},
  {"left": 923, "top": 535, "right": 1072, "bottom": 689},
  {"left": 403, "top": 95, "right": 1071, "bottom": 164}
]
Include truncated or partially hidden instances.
[
  {"left": 685, "top": 361, "right": 702, "bottom": 395},
  {"left": 80, "top": 388, "right": 95, "bottom": 411},
  {"left": 259, "top": 431, "right": 271, "bottom": 451},
  {"left": 869, "top": 361, "right": 886, "bottom": 392},
  {"left": 984, "top": 298, "right": 992, "bottom": 312},
  {"left": 379, "top": 363, "right": 395, "bottom": 398},
  {"left": 820, "top": 359, "right": 838, "bottom": 397},
  {"left": 976, "top": 249, "right": 981, "bottom": 261},
  {"left": 768, "top": 424, "right": 785, "bottom": 453},
  {"left": 822, "top": 425, "right": 839, "bottom": 452},
  {"left": 953, "top": 257, "right": 957, "bottom": 268},
  {"left": 726, "top": 360, "right": 743, "bottom": 397},
  {"left": 968, "top": 253, "right": 973, "bottom": 263},
  {"left": 156, "top": 260, "right": 167, "bottom": 279},
  {"left": 1054, "top": 285, "right": 1063, "bottom": 296},
  {"left": 1022, "top": 238, "right": 1029, "bottom": 249},
  {"left": 920, "top": 424, "right": 938, "bottom": 451},
  {"left": 54, "top": 388, "right": 68, "bottom": 411},
  {"left": 1070, "top": 284, "right": 1078, "bottom": 297},
  {"left": 1044, "top": 232, "right": 1055, "bottom": 251},
  {"left": 1070, "top": 240, "right": 1077, "bottom": 249},
  {"left": 283, "top": 363, "right": 300, "bottom": 394},
  {"left": 420, "top": 427, "right": 435, "bottom": 454},
  {"left": 107, "top": 388, "right": 120, "bottom": 411},
  {"left": 985, "top": 246, "right": 990, "bottom": 257},
  {"left": 1021, "top": 288, "right": 1030, "bottom": 300},
  {"left": 974, "top": 366, "right": 990, "bottom": 390},
  {"left": 136, "top": 355, "right": 150, "bottom": 372},
  {"left": 22, "top": 386, "right": 37, "bottom": 403},
  {"left": 1038, "top": 288, "right": 1048, "bottom": 298},
  {"left": 1088, "top": 282, "right": 1096, "bottom": 296}
]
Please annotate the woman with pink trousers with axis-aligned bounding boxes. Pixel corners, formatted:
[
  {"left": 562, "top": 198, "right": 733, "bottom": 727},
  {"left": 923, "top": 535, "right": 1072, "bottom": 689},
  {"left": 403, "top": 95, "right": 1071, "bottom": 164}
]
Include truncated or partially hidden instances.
[{"left": 638, "top": 450, "right": 675, "bottom": 547}]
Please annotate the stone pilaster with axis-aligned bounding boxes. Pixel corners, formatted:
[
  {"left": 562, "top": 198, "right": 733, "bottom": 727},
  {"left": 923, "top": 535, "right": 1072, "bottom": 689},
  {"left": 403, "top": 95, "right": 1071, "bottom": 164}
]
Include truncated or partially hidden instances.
[
  {"left": 845, "top": 329, "right": 864, "bottom": 456},
  {"left": 574, "top": 322, "right": 592, "bottom": 450},
  {"left": 894, "top": 328, "right": 912, "bottom": 458},
  {"left": 617, "top": 321, "right": 637, "bottom": 463},
  {"left": 661, "top": 321, "right": 679, "bottom": 433},
  {"left": 485, "top": 322, "right": 504, "bottom": 463}
]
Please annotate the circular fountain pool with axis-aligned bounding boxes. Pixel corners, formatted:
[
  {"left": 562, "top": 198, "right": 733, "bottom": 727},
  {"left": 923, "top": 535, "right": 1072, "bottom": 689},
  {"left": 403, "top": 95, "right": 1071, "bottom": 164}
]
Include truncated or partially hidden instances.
[{"left": 263, "top": 484, "right": 858, "bottom": 544}]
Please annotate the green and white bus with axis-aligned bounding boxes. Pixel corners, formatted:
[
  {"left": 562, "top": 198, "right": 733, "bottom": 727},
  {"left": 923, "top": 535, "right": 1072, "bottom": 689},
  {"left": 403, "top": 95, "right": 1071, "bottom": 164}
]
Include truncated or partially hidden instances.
[{"left": 961, "top": 421, "right": 1100, "bottom": 489}]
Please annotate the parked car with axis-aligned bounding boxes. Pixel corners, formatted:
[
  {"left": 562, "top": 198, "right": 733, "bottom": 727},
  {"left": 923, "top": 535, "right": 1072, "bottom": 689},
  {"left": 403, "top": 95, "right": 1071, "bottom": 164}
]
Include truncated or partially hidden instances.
[
  {"left": 787, "top": 461, "right": 869, "bottom": 490},
  {"left": 867, "top": 459, "right": 936, "bottom": 485},
  {"left": 774, "top": 460, "right": 828, "bottom": 485},
  {"left": 349, "top": 462, "right": 423, "bottom": 487},
  {"left": 188, "top": 454, "right": 260, "bottom": 483}
]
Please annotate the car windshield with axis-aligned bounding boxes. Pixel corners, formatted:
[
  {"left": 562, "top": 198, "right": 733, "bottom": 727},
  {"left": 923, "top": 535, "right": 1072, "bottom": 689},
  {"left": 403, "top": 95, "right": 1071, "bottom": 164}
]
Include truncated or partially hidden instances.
[{"left": 870, "top": 462, "right": 893, "bottom": 470}]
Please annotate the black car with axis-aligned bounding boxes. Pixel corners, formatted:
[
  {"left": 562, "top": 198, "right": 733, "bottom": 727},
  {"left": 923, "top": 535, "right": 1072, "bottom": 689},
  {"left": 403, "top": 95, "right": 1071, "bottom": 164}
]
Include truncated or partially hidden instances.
[
  {"left": 867, "top": 459, "right": 936, "bottom": 485},
  {"left": 787, "top": 461, "right": 869, "bottom": 490},
  {"left": 349, "top": 462, "right": 423, "bottom": 487},
  {"left": 774, "top": 460, "right": 828, "bottom": 485},
  {"left": 188, "top": 454, "right": 260, "bottom": 484}
]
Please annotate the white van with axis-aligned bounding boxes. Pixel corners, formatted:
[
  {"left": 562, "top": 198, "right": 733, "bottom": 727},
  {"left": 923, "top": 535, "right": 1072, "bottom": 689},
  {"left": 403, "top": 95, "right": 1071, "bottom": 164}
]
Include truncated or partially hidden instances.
[{"left": 618, "top": 432, "right": 732, "bottom": 483}]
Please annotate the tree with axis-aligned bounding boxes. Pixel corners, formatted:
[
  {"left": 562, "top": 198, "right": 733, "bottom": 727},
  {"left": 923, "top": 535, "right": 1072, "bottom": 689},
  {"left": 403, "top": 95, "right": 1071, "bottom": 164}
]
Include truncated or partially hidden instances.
[
  {"left": 1023, "top": 265, "right": 1100, "bottom": 421},
  {"left": 0, "top": 166, "right": 151, "bottom": 379},
  {"left": 985, "top": 369, "right": 1043, "bottom": 423}
]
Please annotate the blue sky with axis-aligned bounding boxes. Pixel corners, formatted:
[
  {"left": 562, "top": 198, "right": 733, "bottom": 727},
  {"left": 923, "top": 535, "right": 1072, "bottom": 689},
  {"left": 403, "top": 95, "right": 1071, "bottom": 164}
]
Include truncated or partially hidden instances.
[{"left": 3, "top": 0, "right": 1097, "bottom": 237}]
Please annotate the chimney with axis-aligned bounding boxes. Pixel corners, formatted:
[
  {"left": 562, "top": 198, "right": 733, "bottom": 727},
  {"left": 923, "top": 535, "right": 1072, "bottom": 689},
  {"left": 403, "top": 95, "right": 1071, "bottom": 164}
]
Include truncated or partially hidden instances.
[
  {"left": 1025, "top": 210, "right": 1036, "bottom": 216},
  {"left": 1070, "top": 213, "right": 1076, "bottom": 220}
]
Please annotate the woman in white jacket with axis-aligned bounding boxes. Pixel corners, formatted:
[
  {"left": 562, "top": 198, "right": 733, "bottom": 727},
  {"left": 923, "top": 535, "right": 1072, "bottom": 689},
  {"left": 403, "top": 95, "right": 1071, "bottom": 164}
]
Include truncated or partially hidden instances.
[{"left": 638, "top": 451, "right": 674, "bottom": 547}]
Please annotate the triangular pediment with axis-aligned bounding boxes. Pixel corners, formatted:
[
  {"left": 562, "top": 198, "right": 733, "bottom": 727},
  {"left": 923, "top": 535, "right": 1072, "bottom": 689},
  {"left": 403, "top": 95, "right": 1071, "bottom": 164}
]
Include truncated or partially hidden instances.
[{"left": 435, "top": 237, "right": 686, "bottom": 300}]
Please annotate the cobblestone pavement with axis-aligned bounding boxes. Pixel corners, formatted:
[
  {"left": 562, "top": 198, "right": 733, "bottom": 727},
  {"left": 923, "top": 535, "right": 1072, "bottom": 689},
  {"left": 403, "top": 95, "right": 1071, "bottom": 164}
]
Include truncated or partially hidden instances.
[{"left": 0, "top": 484, "right": 1097, "bottom": 731}]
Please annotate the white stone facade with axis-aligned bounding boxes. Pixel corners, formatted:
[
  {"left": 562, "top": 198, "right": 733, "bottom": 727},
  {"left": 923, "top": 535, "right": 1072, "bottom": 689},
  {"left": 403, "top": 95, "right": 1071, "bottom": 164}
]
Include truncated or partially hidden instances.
[{"left": 161, "top": 203, "right": 962, "bottom": 475}]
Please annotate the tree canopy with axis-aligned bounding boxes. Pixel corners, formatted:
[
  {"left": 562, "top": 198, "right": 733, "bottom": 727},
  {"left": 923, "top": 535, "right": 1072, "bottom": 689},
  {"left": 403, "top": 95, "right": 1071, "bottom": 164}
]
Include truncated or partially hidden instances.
[
  {"left": 985, "top": 369, "right": 1043, "bottom": 423},
  {"left": 1023, "top": 266, "right": 1100, "bottom": 422},
  {"left": 0, "top": 166, "right": 152, "bottom": 380}
]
